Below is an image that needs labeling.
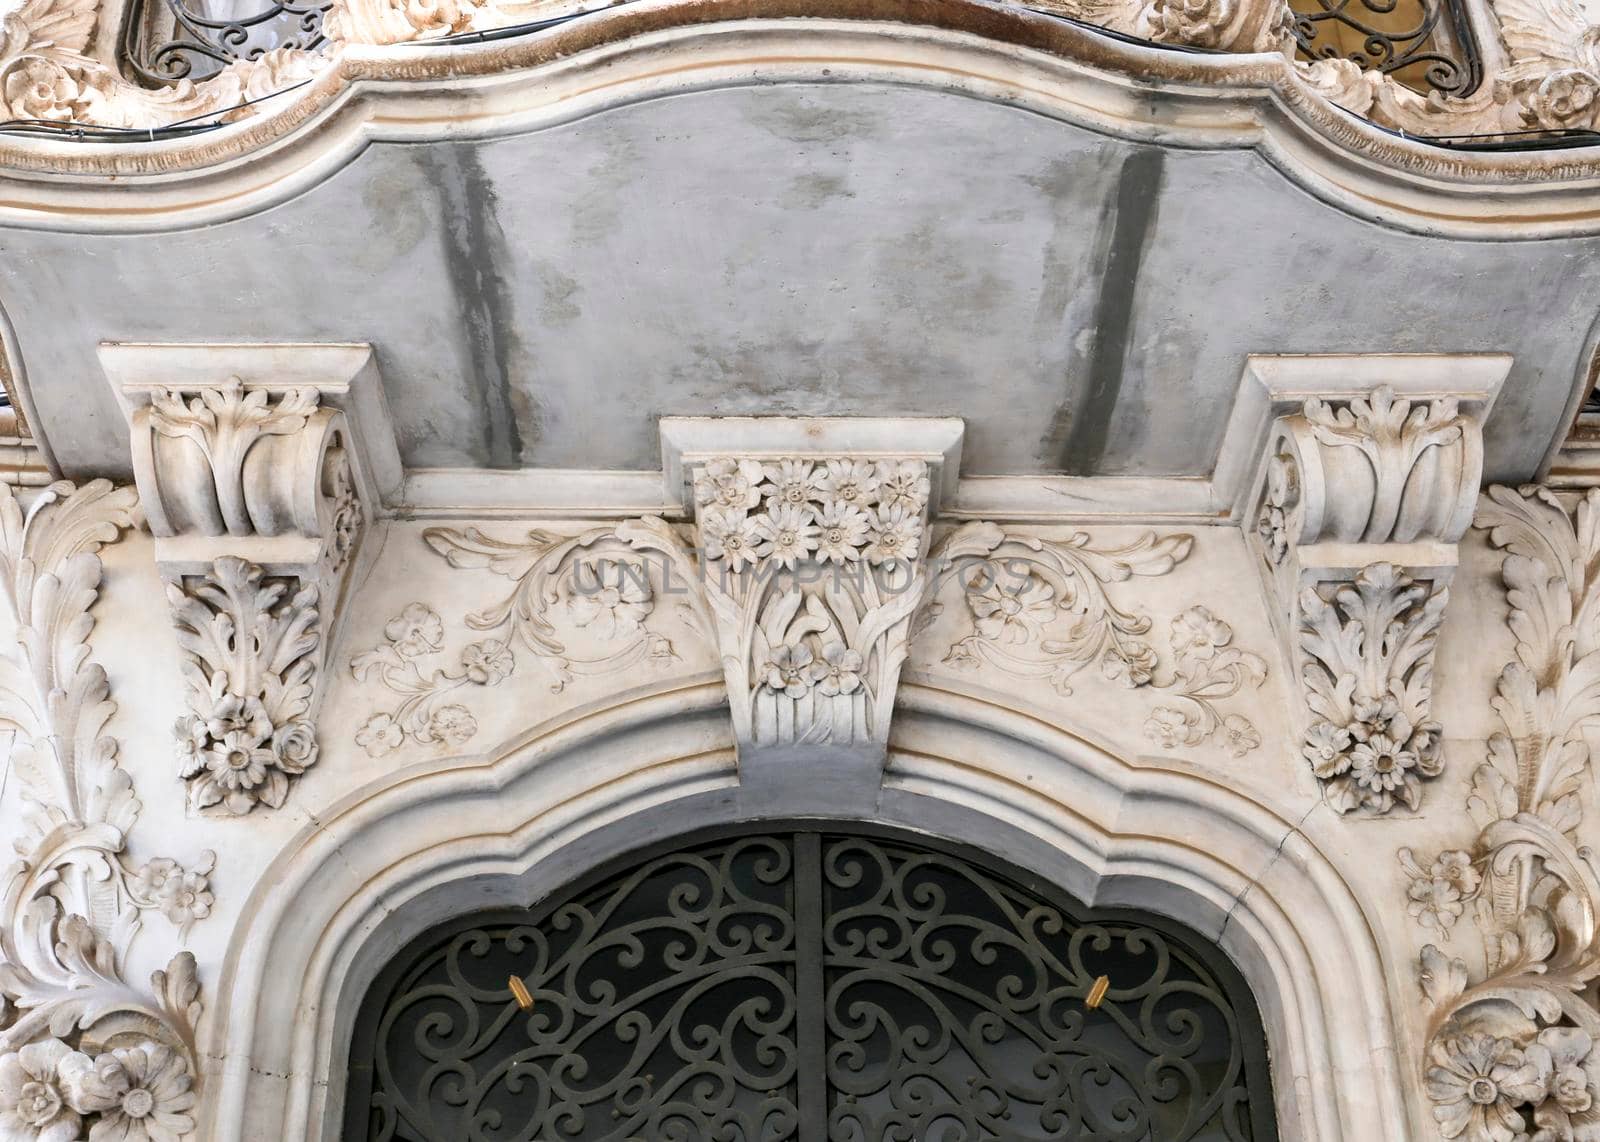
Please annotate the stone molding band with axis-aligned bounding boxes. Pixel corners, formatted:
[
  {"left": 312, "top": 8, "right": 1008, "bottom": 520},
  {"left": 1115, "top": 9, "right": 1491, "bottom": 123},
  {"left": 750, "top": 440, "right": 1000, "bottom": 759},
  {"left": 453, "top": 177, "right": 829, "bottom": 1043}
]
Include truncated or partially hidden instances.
[{"left": 2, "top": 12, "right": 1600, "bottom": 237}]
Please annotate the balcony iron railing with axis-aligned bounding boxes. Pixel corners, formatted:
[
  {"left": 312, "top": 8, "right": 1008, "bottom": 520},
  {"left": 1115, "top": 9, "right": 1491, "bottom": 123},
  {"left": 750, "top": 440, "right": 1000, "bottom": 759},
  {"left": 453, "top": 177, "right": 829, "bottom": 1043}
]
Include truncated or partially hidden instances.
[
  {"left": 116, "top": 0, "right": 1480, "bottom": 96},
  {"left": 120, "top": 0, "right": 330, "bottom": 84},
  {"left": 1287, "top": 0, "right": 1481, "bottom": 94}
]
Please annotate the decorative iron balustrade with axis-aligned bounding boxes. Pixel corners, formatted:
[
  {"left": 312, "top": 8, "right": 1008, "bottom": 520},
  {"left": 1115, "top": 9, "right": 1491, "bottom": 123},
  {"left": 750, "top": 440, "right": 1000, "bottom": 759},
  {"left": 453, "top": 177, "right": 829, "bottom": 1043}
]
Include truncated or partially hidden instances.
[
  {"left": 346, "top": 825, "right": 1278, "bottom": 1141},
  {"left": 116, "top": 0, "right": 1480, "bottom": 100},
  {"left": 1288, "top": 0, "right": 1481, "bottom": 95},
  {"left": 120, "top": 0, "right": 330, "bottom": 84}
]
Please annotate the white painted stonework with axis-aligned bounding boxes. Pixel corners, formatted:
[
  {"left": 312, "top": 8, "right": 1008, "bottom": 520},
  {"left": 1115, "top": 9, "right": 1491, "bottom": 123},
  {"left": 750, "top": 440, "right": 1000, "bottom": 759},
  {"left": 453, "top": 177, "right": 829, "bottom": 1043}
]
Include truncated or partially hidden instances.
[
  {"left": 3, "top": 361, "right": 1600, "bottom": 1140},
  {"left": 3, "top": 0, "right": 1600, "bottom": 1134}
]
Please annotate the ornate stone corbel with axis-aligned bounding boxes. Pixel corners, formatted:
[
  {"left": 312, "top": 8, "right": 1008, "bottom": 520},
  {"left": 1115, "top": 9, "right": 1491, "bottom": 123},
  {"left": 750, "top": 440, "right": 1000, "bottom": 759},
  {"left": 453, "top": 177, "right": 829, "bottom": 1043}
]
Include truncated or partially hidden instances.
[
  {"left": 1237, "top": 355, "right": 1510, "bottom": 813},
  {"left": 641, "top": 418, "right": 963, "bottom": 774},
  {"left": 101, "top": 344, "right": 399, "bottom": 814}
]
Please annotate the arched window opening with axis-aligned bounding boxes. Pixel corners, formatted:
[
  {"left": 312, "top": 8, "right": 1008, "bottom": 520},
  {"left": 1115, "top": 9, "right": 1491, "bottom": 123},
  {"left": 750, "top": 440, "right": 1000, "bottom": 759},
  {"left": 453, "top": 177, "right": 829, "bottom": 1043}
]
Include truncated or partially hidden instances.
[{"left": 345, "top": 825, "right": 1278, "bottom": 1141}]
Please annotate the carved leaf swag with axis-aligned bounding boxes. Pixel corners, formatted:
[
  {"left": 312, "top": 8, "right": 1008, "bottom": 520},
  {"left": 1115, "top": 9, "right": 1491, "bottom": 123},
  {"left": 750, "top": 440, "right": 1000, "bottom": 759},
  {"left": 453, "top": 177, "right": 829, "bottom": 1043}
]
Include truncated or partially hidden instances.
[
  {"left": 1403, "top": 485, "right": 1600, "bottom": 1142},
  {"left": 0, "top": 0, "right": 319, "bottom": 128},
  {"left": 1298, "top": 562, "right": 1446, "bottom": 814},
  {"left": 922, "top": 526, "right": 1268, "bottom": 756},
  {"left": 349, "top": 527, "right": 679, "bottom": 756},
  {"left": 169, "top": 556, "right": 320, "bottom": 814},
  {"left": 0, "top": 481, "right": 209, "bottom": 1142}
]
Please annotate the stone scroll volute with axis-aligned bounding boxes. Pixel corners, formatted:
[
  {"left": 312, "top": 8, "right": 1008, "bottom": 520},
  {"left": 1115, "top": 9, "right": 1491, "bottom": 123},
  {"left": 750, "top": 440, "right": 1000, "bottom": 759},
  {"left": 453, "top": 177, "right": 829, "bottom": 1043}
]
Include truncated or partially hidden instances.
[{"left": 1238, "top": 355, "right": 1510, "bottom": 815}]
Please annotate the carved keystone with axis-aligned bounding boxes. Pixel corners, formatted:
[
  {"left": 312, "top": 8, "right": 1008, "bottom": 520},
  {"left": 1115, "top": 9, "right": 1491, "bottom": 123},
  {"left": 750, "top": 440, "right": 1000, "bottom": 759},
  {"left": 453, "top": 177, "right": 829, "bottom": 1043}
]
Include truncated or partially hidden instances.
[
  {"left": 100, "top": 343, "right": 400, "bottom": 814},
  {"left": 651, "top": 417, "right": 963, "bottom": 779},
  {"left": 1234, "top": 355, "right": 1510, "bottom": 814}
]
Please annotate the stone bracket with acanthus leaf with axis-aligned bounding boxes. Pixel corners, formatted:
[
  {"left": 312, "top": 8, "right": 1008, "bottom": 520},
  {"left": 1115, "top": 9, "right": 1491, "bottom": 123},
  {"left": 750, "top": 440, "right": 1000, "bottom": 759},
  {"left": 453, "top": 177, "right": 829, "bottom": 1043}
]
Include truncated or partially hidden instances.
[
  {"left": 98, "top": 342, "right": 401, "bottom": 814},
  {"left": 1233, "top": 353, "right": 1511, "bottom": 815}
]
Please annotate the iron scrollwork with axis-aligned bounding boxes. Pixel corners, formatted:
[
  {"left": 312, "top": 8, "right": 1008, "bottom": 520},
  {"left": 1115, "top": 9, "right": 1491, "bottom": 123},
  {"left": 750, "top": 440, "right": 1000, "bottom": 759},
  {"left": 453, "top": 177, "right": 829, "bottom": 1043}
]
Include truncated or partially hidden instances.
[
  {"left": 347, "top": 828, "right": 1276, "bottom": 1141},
  {"left": 121, "top": 0, "right": 329, "bottom": 85},
  {"left": 1288, "top": 0, "right": 1481, "bottom": 95}
]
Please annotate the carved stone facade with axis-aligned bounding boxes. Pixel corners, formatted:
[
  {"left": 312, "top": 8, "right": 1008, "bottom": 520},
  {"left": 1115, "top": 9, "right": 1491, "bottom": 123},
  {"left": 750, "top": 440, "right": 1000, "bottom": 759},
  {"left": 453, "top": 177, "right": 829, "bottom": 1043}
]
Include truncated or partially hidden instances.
[
  {"left": 3, "top": 0, "right": 1600, "bottom": 1131},
  {"left": 10, "top": 0, "right": 1600, "bottom": 160},
  {"left": 0, "top": 480, "right": 209, "bottom": 1142},
  {"left": 2, "top": 401, "right": 1599, "bottom": 1140}
]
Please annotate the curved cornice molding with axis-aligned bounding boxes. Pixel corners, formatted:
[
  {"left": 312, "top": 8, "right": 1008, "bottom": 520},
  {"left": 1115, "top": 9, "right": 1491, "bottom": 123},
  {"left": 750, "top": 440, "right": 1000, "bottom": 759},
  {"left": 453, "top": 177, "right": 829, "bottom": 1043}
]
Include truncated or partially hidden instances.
[
  {"left": 198, "top": 672, "right": 1413, "bottom": 1141},
  {"left": 2, "top": 3, "right": 1600, "bottom": 236}
]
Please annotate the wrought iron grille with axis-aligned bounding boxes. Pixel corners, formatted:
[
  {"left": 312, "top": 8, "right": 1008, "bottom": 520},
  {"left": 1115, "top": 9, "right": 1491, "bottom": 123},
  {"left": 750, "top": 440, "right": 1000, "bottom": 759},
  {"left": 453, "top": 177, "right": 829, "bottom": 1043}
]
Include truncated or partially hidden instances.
[
  {"left": 346, "top": 826, "right": 1278, "bottom": 1141},
  {"left": 1288, "top": 0, "right": 1481, "bottom": 95},
  {"left": 120, "top": 0, "right": 329, "bottom": 85}
]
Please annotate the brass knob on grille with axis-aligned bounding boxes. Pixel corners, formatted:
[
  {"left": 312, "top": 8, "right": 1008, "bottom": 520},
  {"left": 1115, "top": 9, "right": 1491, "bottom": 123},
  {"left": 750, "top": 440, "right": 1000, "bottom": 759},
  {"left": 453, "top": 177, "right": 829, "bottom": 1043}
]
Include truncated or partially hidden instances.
[{"left": 508, "top": 976, "right": 533, "bottom": 1012}]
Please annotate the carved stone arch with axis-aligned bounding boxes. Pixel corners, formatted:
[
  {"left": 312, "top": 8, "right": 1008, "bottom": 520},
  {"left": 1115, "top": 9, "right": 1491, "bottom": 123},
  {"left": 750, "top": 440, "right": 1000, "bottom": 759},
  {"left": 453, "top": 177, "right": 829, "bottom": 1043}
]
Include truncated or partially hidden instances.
[{"left": 197, "top": 677, "right": 1414, "bottom": 1142}]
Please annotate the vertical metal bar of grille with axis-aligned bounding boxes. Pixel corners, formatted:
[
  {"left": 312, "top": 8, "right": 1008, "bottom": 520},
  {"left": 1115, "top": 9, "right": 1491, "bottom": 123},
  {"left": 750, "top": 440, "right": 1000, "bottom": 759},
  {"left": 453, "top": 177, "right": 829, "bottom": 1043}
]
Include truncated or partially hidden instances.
[
  {"left": 794, "top": 833, "right": 828, "bottom": 1142},
  {"left": 345, "top": 825, "right": 1278, "bottom": 1141}
]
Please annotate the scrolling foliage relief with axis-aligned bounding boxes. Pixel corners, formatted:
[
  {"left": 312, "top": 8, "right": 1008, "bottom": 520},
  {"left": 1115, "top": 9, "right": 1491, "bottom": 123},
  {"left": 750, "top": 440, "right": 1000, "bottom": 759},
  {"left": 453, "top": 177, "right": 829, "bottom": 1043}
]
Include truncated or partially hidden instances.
[
  {"left": 350, "top": 525, "right": 680, "bottom": 756},
  {"left": 1404, "top": 486, "right": 1600, "bottom": 1142},
  {"left": 0, "top": 481, "right": 210, "bottom": 1142},
  {"left": 922, "top": 526, "right": 1268, "bottom": 757}
]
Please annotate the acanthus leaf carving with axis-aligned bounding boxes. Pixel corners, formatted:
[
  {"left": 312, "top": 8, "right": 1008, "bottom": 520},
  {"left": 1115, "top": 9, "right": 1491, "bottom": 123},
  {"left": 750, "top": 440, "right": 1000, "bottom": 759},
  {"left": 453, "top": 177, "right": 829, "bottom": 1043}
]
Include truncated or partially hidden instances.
[
  {"left": 1403, "top": 485, "right": 1600, "bottom": 1142},
  {"left": 1298, "top": 562, "right": 1447, "bottom": 814},
  {"left": 0, "top": 480, "right": 211, "bottom": 1142},
  {"left": 129, "top": 375, "right": 372, "bottom": 814},
  {"left": 169, "top": 556, "right": 321, "bottom": 814},
  {"left": 1302, "top": 387, "right": 1467, "bottom": 543},
  {"left": 146, "top": 382, "right": 321, "bottom": 537}
]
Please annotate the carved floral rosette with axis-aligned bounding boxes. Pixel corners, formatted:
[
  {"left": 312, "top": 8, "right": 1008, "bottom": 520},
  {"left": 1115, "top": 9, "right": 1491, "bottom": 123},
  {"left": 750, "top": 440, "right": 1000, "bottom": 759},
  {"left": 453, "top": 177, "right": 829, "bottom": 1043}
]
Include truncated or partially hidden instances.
[
  {"left": 0, "top": 481, "right": 209, "bottom": 1141},
  {"left": 1401, "top": 485, "right": 1600, "bottom": 1142}
]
